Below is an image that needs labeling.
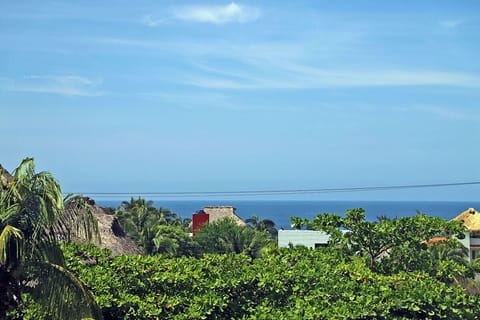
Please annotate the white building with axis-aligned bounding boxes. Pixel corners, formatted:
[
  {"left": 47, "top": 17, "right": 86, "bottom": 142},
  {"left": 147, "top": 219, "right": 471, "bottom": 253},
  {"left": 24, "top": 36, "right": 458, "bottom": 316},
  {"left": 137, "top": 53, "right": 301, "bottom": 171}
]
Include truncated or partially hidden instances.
[
  {"left": 278, "top": 230, "right": 330, "bottom": 249},
  {"left": 453, "top": 208, "right": 480, "bottom": 261}
]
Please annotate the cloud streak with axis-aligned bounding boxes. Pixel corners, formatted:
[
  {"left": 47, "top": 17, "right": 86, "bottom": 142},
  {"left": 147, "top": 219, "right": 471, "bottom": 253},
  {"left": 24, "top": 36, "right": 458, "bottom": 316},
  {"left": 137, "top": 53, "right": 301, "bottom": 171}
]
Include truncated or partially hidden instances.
[
  {"left": 2, "top": 75, "right": 103, "bottom": 96},
  {"left": 186, "top": 66, "right": 480, "bottom": 89},
  {"left": 415, "top": 105, "right": 479, "bottom": 121},
  {"left": 85, "top": 25, "right": 480, "bottom": 91},
  {"left": 142, "top": 14, "right": 164, "bottom": 27},
  {"left": 440, "top": 19, "right": 464, "bottom": 29},
  {"left": 171, "top": 2, "right": 260, "bottom": 24},
  {"left": 85, "top": 36, "right": 480, "bottom": 90}
]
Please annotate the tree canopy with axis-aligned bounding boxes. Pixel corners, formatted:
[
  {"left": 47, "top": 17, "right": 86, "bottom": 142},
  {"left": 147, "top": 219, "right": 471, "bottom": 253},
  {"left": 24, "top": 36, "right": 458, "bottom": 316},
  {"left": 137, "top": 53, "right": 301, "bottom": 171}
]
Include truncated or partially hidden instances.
[
  {"left": 0, "top": 158, "right": 102, "bottom": 319},
  {"left": 115, "top": 197, "right": 187, "bottom": 255},
  {"left": 293, "top": 208, "right": 470, "bottom": 276},
  {"left": 56, "top": 243, "right": 480, "bottom": 320},
  {"left": 195, "top": 218, "right": 270, "bottom": 259}
]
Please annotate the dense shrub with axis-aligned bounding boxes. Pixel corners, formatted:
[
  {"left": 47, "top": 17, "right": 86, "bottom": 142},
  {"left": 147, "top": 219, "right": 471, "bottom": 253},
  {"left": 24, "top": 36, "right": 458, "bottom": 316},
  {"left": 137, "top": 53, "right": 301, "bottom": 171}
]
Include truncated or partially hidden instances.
[{"left": 59, "top": 243, "right": 480, "bottom": 320}]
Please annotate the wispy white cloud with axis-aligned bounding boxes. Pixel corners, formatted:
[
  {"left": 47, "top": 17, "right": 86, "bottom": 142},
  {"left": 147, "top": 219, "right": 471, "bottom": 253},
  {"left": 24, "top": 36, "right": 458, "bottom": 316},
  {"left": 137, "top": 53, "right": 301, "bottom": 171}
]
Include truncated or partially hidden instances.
[
  {"left": 84, "top": 30, "right": 480, "bottom": 90},
  {"left": 2, "top": 75, "right": 103, "bottom": 96},
  {"left": 171, "top": 2, "right": 260, "bottom": 24},
  {"left": 85, "top": 35, "right": 480, "bottom": 90},
  {"left": 440, "top": 19, "right": 464, "bottom": 29},
  {"left": 414, "top": 105, "right": 479, "bottom": 121},
  {"left": 85, "top": 35, "right": 357, "bottom": 68},
  {"left": 186, "top": 66, "right": 480, "bottom": 89},
  {"left": 141, "top": 14, "right": 164, "bottom": 27},
  {"left": 90, "top": 37, "right": 162, "bottom": 48},
  {"left": 136, "top": 91, "right": 241, "bottom": 110}
]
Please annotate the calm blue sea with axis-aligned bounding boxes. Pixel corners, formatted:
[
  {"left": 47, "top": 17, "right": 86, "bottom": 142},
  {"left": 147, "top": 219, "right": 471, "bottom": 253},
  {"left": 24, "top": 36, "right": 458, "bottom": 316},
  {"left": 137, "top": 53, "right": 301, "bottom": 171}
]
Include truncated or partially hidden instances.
[{"left": 96, "top": 200, "right": 480, "bottom": 229}]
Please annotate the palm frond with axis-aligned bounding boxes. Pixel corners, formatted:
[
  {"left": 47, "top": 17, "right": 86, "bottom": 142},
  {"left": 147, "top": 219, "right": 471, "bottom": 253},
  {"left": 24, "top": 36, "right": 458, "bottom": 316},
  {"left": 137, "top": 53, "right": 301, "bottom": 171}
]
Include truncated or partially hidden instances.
[
  {"left": 0, "top": 202, "right": 19, "bottom": 225},
  {"left": 33, "top": 239, "right": 66, "bottom": 267},
  {"left": 0, "top": 225, "right": 24, "bottom": 267},
  {"left": 245, "top": 215, "right": 260, "bottom": 227},
  {"left": 0, "top": 166, "right": 7, "bottom": 186},
  {"left": 28, "top": 261, "right": 103, "bottom": 320},
  {"left": 60, "top": 195, "right": 100, "bottom": 244},
  {"left": 1, "top": 158, "right": 103, "bottom": 318}
]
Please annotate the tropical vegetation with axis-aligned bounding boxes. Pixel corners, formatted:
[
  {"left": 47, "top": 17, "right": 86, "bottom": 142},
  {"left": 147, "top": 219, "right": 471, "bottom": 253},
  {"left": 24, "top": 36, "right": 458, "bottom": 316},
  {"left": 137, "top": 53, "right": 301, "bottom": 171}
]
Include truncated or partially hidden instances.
[
  {"left": 194, "top": 218, "right": 270, "bottom": 259},
  {"left": 0, "top": 158, "right": 102, "bottom": 320},
  {"left": 58, "top": 243, "right": 480, "bottom": 319},
  {"left": 115, "top": 199, "right": 274, "bottom": 258},
  {"left": 3, "top": 159, "right": 480, "bottom": 319},
  {"left": 115, "top": 197, "right": 190, "bottom": 255},
  {"left": 245, "top": 215, "right": 278, "bottom": 239},
  {"left": 292, "top": 208, "right": 475, "bottom": 280}
]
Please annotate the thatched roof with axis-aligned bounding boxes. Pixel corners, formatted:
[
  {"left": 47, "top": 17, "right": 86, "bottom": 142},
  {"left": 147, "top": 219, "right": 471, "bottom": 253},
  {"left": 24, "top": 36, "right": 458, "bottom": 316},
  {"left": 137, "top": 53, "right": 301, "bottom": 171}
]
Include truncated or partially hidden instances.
[
  {"left": 65, "top": 198, "right": 142, "bottom": 256},
  {"left": 453, "top": 208, "right": 480, "bottom": 232},
  {"left": 0, "top": 166, "right": 13, "bottom": 188},
  {"left": 0, "top": 165, "right": 140, "bottom": 255},
  {"left": 202, "top": 206, "right": 247, "bottom": 226}
]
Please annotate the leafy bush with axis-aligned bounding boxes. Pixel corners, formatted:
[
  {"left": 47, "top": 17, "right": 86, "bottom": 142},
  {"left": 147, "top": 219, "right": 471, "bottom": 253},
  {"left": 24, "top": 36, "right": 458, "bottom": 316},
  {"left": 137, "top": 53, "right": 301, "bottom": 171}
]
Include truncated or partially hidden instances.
[{"left": 61, "top": 243, "right": 480, "bottom": 320}]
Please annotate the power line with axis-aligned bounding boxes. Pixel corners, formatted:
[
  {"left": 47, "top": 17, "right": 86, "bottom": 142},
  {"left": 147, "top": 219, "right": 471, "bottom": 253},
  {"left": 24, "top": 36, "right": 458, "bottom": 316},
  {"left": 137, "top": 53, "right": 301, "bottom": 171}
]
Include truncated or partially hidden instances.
[{"left": 65, "top": 181, "right": 480, "bottom": 198}]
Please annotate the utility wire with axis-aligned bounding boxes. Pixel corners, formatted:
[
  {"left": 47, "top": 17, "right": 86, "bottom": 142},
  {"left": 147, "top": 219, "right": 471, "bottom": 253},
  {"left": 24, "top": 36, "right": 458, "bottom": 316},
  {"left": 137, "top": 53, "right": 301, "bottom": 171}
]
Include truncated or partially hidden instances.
[{"left": 65, "top": 181, "right": 480, "bottom": 198}]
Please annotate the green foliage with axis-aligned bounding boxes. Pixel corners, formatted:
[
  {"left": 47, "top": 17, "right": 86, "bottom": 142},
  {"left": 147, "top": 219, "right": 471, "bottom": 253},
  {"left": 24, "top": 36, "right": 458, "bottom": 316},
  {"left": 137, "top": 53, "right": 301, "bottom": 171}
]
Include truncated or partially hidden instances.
[
  {"left": 289, "top": 216, "right": 309, "bottom": 230},
  {"left": 6, "top": 293, "right": 48, "bottom": 320},
  {"left": 304, "top": 208, "right": 467, "bottom": 273},
  {"left": 245, "top": 215, "right": 278, "bottom": 239},
  {"left": 115, "top": 198, "right": 188, "bottom": 254},
  {"left": 62, "top": 243, "right": 480, "bottom": 319},
  {"left": 379, "top": 238, "right": 474, "bottom": 283},
  {"left": 0, "top": 158, "right": 102, "bottom": 320},
  {"left": 4, "top": 163, "right": 478, "bottom": 320},
  {"left": 195, "top": 218, "right": 270, "bottom": 259},
  {"left": 115, "top": 199, "right": 274, "bottom": 259},
  {"left": 152, "top": 225, "right": 199, "bottom": 257}
]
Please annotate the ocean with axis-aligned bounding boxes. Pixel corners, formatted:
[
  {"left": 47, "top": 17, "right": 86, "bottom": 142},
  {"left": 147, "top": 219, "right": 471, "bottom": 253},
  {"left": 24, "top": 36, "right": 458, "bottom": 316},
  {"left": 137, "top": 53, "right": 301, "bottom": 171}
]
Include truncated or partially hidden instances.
[{"left": 96, "top": 200, "right": 480, "bottom": 229}]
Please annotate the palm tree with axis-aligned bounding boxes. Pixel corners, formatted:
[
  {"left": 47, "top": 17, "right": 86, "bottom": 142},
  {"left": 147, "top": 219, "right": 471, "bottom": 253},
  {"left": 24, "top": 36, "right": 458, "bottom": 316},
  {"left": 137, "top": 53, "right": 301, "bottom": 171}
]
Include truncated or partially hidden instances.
[
  {"left": 195, "top": 218, "right": 270, "bottom": 259},
  {"left": 0, "top": 158, "right": 102, "bottom": 319},
  {"left": 158, "top": 207, "right": 182, "bottom": 226},
  {"left": 151, "top": 225, "right": 197, "bottom": 257},
  {"left": 246, "top": 215, "right": 278, "bottom": 239},
  {"left": 427, "top": 239, "right": 472, "bottom": 283},
  {"left": 430, "top": 240, "right": 469, "bottom": 264},
  {"left": 118, "top": 198, "right": 155, "bottom": 232},
  {"left": 116, "top": 198, "right": 184, "bottom": 254},
  {"left": 181, "top": 217, "right": 192, "bottom": 232},
  {"left": 245, "top": 215, "right": 261, "bottom": 229}
]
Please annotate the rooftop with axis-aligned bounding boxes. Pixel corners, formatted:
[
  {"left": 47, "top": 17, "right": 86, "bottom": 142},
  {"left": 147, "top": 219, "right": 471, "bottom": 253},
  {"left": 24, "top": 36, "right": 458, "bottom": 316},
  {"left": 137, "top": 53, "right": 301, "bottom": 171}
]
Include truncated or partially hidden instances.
[{"left": 453, "top": 208, "right": 480, "bottom": 232}]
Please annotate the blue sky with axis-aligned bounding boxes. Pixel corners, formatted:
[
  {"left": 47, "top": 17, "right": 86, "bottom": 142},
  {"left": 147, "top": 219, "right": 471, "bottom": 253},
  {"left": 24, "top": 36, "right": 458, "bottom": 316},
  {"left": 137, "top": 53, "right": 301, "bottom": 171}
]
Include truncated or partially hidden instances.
[{"left": 1, "top": 1, "right": 479, "bottom": 201}]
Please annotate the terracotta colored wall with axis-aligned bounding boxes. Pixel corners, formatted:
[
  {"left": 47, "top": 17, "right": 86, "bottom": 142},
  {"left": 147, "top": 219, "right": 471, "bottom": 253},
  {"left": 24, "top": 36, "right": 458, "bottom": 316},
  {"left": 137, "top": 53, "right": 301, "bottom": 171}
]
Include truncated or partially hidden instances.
[{"left": 192, "top": 213, "right": 209, "bottom": 236}]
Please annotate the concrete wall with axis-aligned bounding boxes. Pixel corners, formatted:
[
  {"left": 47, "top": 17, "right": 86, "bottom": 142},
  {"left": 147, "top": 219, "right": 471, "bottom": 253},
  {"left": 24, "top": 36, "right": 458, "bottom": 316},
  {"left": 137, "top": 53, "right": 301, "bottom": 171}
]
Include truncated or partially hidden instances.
[
  {"left": 456, "top": 232, "right": 480, "bottom": 261},
  {"left": 278, "top": 230, "right": 330, "bottom": 249},
  {"left": 458, "top": 232, "right": 471, "bottom": 260}
]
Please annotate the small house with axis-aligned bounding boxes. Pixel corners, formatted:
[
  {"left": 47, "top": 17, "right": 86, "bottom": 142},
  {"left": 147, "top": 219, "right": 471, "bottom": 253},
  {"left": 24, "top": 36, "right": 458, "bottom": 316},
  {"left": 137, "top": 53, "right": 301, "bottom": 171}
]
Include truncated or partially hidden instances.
[
  {"left": 453, "top": 208, "right": 480, "bottom": 261},
  {"left": 278, "top": 230, "right": 330, "bottom": 249}
]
